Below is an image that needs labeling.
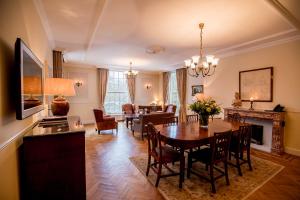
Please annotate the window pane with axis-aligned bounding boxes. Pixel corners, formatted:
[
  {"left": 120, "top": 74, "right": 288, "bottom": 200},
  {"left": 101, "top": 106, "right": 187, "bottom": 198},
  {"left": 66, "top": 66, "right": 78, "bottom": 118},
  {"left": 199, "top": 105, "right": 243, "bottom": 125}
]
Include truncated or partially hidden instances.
[
  {"left": 104, "top": 70, "right": 130, "bottom": 114},
  {"left": 168, "top": 72, "right": 179, "bottom": 113}
]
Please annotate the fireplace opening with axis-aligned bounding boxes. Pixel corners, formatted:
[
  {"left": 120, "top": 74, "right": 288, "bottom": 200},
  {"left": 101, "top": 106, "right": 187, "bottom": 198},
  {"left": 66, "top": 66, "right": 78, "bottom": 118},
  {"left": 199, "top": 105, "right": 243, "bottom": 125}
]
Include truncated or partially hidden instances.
[{"left": 251, "top": 124, "right": 263, "bottom": 145}]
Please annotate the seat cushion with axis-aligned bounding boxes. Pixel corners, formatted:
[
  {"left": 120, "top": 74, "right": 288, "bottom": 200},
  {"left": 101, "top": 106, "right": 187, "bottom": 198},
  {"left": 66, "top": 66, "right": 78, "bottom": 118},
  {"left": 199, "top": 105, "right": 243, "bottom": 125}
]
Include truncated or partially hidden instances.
[
  {"left": 155, "top": 146, "right": 180, "bottom": 163},
  {"left": 190, "top": 147, "right": 212, "bottom": 164}
]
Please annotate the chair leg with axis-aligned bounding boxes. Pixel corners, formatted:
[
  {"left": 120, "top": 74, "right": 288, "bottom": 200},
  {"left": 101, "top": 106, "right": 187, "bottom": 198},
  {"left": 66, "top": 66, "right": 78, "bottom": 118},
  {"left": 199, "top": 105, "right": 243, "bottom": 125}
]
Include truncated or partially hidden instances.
[
  {"left": 247, "top": 147, "right": 253, "bottom": 171},
  {"left": 141, "top": 132, "right": 144, "bottom": 140},
  {"left": 132, "top": 130, "right": 134, "bottom": 136},
  {"left": 187, "top": 154, "right": 192, "bottom": 178},
  {"left": 210, "top": 164, "right": 216, "bottom": 193},
  {"left": 236, "top": 150, "right": 242, "bottom": 176},
  {"left": 155, "top": 162, "right": 162, "bottom": 187},
  {"left": 97, "top": 130, "right": 100, "bottom": 134},
  {"left": 224, "top": 161, "right": 230, "bottom": 185},
  {"left": 146, "top": 155, "right": 151, "bottom": 176}
]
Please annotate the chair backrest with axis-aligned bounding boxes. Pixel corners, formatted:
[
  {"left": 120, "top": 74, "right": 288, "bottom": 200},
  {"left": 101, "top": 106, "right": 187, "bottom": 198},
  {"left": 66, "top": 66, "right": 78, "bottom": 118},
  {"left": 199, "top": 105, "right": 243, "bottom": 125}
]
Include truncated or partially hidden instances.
[
  {"left": 211, "top": 130, "right": 232, "bottom": 163},
  {"left": 239, "top": 125, "right": 252, "bottom": 149},
  {"left": 228, "top": 113, "right": 245, "bottom": 123},
  {"left": 161, "top": 116, "right": 178, "bottom": 126},
  {"left": 187, "top": 114, "right": 199, "bottom": 123},
  {"left": 93, "top": 109, "right": 104, "bottom": 122},
  {"left": 122, "top": 104, "right": 135, "bottom": 114},
  {"left": 164, "top": 104, "right": 177, "bottom": 113},
  {"left": 147, "top": 123, "right": 162, "bottom": 159}
]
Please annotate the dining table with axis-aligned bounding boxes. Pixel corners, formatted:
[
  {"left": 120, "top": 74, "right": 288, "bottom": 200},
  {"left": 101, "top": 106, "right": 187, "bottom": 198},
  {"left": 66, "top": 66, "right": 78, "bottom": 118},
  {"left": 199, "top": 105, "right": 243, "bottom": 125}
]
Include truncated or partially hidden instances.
[{"left": 155, "top": 119, "right": 246, "bottom": 188}]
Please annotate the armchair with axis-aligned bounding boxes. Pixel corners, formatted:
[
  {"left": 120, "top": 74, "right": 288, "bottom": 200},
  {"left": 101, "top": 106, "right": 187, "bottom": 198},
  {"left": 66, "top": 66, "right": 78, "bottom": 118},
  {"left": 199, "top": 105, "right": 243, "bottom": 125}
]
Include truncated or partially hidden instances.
[{"left": 93, "top": 109, "right": 118, "bottom": 134}]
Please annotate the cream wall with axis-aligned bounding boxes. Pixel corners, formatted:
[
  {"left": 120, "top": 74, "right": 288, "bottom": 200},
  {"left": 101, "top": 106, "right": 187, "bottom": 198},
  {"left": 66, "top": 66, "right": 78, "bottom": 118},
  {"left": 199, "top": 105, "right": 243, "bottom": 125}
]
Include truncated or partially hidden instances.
[
  {"left": 0, "top": 0, "right": 52, "bottom": 199},
  {"left": 62, "top": 65, "right": 162, "bottom": 123},
  {"left": 188, "top": 40, "right": 300, "bottom": 155},
  {"left": 63, "top": 65, "right": 100, "bottom": 124}
]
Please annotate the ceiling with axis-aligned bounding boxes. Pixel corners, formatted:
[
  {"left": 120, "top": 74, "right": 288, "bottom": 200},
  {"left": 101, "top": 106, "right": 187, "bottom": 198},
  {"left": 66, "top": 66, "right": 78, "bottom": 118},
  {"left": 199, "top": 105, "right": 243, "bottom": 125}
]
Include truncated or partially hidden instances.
[{"left": 35, "top": 0, "right": 300, "bottom": 71}]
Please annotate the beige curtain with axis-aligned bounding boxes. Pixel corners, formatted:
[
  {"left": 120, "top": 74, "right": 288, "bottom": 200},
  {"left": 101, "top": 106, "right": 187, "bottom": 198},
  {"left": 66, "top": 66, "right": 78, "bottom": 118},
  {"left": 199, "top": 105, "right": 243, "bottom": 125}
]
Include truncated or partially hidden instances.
[
  {"left": 126, "top": 75, "right": 136, "bottom": 104},
  {"left": 162, "top": 72, "right": 170, "bottom": 106},
  {"left": 98, "top": 68, "right": 109, "bottom": 111},
  {"left": 176, "top": 68, "right": 187, "bottom": 122},
  {"left": 53, "top": 50, "right": 63, "bottom": 78}
]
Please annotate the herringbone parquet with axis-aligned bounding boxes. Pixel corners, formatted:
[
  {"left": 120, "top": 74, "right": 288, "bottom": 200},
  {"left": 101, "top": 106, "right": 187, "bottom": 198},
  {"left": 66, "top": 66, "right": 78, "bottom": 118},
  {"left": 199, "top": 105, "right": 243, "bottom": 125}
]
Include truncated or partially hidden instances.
[{"left": 85, "top": 123, "right": 300, "bottom": 200}]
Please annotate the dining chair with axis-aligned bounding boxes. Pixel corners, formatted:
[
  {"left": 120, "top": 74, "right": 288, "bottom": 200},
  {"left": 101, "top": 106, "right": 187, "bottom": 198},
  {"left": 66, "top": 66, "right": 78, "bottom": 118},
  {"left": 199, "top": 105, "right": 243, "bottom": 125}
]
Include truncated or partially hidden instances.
[
  {"left": 186, "top": 114, "right": 199, "bottom": 122},
  {"left": 187, "top": 130, "right": 232, "bottom": 193},
  {"left": 146, "top": 123, "right": 181, "bottom": 187},
  {"left": 228, "top": 125, "right": 253, "bottom": 176},
  {"left": 228, "top": 113, "right": 245, "bottom": 123},
  {"left": 161, "top": 116, "right": 178, "bottom": 126}
]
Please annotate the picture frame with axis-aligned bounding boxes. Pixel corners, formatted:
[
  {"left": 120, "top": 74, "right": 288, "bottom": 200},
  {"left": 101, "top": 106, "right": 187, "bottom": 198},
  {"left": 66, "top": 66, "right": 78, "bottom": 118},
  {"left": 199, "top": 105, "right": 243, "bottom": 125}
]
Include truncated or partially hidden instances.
[
  {"left": 239, "top": 67, "right": 273, "bottom": 102},
  {"left": 192, "top": 85, "right": 204, "bottom": 96}
]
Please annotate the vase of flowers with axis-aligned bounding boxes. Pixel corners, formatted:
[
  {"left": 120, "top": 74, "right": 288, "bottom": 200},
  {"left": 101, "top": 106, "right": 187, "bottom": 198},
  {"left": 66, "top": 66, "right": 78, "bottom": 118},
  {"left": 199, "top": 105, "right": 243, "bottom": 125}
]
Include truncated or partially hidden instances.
[{"left": 189, "top": 94, "right": 221, "bottom": 128}]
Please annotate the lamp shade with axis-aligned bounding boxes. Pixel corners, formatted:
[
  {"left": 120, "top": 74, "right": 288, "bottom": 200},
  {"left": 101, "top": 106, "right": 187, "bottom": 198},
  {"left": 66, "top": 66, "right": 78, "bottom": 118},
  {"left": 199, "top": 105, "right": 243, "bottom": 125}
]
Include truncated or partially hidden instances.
[
  {"left": 45, "top": 78, "right": 75, "bottom": 96},
  {"left": 23, "top": 76, "right": 42, "bottom": 95}
]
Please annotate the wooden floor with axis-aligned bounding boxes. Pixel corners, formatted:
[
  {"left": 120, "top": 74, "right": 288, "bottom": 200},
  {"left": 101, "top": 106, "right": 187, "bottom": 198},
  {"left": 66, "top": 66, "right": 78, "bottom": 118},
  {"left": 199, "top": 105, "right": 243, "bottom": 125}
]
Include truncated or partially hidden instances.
[{"left": 85, "top": 123, "right": 300, "bottom": 200}]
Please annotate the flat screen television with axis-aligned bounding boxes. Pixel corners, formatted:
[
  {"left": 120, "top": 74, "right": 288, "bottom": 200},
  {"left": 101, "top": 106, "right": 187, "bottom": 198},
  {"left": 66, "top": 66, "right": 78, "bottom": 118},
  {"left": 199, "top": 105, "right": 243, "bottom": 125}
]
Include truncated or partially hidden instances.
[{"left": 15, "top": 38, "right": 44, "bottom": 120}]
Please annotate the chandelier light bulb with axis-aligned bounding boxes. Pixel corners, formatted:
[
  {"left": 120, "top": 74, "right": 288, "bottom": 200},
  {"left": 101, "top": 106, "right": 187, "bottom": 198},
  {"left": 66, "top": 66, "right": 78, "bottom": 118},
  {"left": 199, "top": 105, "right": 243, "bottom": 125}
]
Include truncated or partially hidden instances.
[
  {"left": 212, "top": 58, "right": 219, "bottom": 66},
  {"left": 203, "top": 62, "right": 209, "bottom": 69},
  {"left": 206, "top": 55, "right": 214, "bottom": 64},
  {"left": 184, "top": 59, "right": 192, "bottom": 67},
  {"left": 192, "top": 55, "right": 200, "bottom": 64}
]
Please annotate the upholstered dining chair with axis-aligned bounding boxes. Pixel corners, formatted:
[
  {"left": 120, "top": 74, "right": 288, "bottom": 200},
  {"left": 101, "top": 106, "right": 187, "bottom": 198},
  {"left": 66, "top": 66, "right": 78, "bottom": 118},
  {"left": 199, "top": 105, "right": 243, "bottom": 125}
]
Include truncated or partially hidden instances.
[
  {"left": 93, "top": 109, "right": 118, "bottom": 134},
  {"left": 164, "top": 104, "right": 177, "bottom": 113},
  {"left": 229, "top": 125, "right": 253, "bottom": 176},
  {"left": 187, "top": 130, "right": 232, "bottom": 193},
  {"left": 122, "top": 103, "right": 135, "bottom": 114},
  {"left": 146, "top": 123, "right": 181, "bottom": 187}
]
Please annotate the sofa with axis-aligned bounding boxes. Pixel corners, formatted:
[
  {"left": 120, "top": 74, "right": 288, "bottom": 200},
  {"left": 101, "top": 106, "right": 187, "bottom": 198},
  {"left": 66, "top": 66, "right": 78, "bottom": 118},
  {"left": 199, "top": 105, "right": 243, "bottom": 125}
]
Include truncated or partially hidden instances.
[{"left": 131, "top": 112, "right": 175, "bottom": 140}]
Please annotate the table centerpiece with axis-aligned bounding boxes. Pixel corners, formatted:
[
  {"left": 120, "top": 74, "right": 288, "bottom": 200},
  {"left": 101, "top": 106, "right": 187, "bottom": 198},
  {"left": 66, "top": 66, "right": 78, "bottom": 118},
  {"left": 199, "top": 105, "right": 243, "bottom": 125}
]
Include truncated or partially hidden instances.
[{"left": 189, "top": 94, "right": 221, "bottom": 128}]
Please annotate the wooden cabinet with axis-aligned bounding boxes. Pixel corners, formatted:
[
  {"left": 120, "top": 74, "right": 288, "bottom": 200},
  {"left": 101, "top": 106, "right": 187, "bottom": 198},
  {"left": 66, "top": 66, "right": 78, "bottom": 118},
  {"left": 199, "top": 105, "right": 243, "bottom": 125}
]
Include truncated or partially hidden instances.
[{"left": 22, "top": 116, "right": 86, "bottom": 200}]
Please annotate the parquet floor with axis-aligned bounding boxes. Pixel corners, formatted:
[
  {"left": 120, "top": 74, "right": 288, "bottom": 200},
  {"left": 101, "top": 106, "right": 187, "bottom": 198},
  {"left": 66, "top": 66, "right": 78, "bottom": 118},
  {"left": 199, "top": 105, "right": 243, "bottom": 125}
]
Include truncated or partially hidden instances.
[{"left": 85, "top": 123, "right": 300, "bottom": 200}]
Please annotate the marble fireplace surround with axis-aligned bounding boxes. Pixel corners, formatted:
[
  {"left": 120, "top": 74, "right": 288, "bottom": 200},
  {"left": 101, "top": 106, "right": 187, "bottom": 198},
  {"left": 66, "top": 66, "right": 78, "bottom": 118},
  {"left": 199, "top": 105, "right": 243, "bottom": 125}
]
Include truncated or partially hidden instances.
[{"left": 224, "top": 107, "right": 285, "bottom": 155}]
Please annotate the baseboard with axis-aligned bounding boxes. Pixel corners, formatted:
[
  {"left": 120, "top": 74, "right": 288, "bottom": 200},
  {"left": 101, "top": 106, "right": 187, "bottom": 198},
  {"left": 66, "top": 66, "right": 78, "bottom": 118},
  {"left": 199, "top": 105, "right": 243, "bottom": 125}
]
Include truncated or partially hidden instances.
[{"left": 285, "top": 147, "right": 300, "bottom": 157}]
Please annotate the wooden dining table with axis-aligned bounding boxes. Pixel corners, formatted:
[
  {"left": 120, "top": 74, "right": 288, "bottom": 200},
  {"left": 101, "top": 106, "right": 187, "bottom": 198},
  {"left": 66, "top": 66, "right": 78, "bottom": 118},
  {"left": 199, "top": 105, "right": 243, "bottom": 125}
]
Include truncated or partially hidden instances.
[{"left": 155, "top": 119, "right": 245, "bottom": 188}]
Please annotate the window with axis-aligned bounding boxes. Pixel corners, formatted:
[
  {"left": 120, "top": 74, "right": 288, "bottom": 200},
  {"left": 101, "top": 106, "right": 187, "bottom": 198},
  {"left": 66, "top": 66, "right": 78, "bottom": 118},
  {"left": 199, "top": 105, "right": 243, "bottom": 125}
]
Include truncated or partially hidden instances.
[
  {"left": 168, "top": 72, "right": 179, "bottom": 111},
  {"left": 104, "top": 71, "right": 130, "bottom": 114}
]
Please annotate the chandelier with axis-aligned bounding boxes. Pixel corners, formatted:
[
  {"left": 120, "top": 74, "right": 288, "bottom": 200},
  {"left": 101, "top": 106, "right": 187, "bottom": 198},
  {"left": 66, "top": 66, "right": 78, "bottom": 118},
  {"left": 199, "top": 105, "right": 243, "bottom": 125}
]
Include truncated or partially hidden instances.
[
  {"left": 125, "top": 62, "right": 138, "bottom": 77},
  {"left": 184, "top": 23, "right": 219, "bottom": 77}
]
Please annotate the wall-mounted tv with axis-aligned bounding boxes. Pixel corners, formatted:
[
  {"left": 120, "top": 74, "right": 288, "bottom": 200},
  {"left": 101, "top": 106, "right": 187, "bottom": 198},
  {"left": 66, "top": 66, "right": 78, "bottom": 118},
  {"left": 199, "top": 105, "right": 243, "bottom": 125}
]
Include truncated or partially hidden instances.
[{"left": 15, "top": 38, "right": 44, "bottom": 120}]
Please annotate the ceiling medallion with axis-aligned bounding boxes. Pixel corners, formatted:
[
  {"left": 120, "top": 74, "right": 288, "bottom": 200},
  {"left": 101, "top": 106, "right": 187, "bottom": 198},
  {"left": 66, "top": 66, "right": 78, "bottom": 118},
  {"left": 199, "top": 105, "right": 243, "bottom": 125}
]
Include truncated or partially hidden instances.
[
  {"left": 184, "top": 23, "right": 219, "bottom": 78},
  {"left": 125, "top": 62, "right": 138, "bottom": 77}
]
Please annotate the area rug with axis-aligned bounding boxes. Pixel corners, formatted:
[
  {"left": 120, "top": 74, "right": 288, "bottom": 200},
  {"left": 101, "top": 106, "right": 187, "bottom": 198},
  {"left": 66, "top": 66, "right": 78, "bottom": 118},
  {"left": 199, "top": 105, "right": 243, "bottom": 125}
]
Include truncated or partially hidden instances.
[{"left": 129, "top": 154, "right": 284, "bottom": 200}]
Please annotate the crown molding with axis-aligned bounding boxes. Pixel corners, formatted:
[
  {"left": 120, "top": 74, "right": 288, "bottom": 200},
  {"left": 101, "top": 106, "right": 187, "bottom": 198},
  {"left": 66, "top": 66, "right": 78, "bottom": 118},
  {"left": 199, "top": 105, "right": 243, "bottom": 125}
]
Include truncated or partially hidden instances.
[{"left": 33, "top": 0, "right": 55, "bottom": 49}]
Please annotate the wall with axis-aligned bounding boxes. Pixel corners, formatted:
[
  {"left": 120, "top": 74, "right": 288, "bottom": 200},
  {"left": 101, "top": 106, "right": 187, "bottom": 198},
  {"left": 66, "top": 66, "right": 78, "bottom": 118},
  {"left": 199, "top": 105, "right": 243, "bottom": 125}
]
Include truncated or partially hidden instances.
[
  {"left": 63, "top": 64, "right": 99, "bottom": 124},
  {"left": 186, "top": 40, "right": 300, "bottom": 155},
  {"left": 0, "top": 0, "right": 52, "bottom": 199},
  {"left": 63, "top": 65, "right": 162, "bottom": 123}
]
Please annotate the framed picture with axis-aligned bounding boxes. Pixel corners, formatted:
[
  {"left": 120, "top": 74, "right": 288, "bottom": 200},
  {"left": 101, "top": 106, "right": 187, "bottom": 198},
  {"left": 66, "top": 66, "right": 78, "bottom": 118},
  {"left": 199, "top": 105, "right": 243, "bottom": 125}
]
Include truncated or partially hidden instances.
[
  {"left": 192, "top": 85, "right": 204, "bottom": 96},
  {"left": 239, "top": 67, "right": 273, "bottom": 102}
]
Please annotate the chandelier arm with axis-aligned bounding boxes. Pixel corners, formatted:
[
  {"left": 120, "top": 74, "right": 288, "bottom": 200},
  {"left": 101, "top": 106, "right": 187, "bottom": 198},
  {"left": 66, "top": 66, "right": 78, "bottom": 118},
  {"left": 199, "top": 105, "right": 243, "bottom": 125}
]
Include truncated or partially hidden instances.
[
  {"left": 187, "top": 67, "right": 199, "bottom": 77},
  {"left": 207, "top": 66, "right": 216, "bottom": 76}
]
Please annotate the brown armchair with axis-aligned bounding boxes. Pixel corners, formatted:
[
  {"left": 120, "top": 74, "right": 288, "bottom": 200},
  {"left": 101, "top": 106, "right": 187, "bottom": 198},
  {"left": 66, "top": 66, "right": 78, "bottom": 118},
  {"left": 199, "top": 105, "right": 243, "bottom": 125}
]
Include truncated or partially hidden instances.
[
  {"left": 164, "top": 104, "right": 177, "bottom": 113},
  {"left": 122, "top": 104, "right": 135, "bottom": 114},
  {"left": 93, "top": 109, "right": 118, "bottom": 134}
]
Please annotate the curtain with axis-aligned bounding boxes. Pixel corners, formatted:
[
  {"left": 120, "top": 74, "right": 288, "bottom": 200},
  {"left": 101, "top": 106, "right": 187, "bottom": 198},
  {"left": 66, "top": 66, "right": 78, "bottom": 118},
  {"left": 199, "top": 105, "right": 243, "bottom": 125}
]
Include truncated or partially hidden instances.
[
  {"left": 176, "top": 68, "right": 187, "bottom": 123},
  {"left": 126, "top": 75, "right": 136, "bottom": 104},
  {"left": 162, "top": 72, "right": 170, "bottom": 107},
  {"left": 53, "top": 50, "right": 63, "bottom": 78},
  {"left": 98, "top": 68, "right": 109, "bottom": 111}
]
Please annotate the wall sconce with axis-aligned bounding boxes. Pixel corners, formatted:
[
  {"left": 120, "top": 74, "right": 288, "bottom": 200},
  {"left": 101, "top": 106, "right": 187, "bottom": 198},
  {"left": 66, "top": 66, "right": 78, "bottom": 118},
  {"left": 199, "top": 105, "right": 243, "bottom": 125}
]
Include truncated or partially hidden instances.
[
  {"left": 145, "top": 83, "right": 152, "bottom": 90},
  {"left": 75, "top": 80, "right": 83, "bottom": 87}
]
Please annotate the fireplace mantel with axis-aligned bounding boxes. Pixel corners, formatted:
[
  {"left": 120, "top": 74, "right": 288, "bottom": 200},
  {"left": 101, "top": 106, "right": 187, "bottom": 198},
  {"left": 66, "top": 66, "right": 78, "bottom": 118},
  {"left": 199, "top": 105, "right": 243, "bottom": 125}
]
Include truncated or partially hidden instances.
[{"left": 224, "top": 107, "right": 285, "bottom": 155}]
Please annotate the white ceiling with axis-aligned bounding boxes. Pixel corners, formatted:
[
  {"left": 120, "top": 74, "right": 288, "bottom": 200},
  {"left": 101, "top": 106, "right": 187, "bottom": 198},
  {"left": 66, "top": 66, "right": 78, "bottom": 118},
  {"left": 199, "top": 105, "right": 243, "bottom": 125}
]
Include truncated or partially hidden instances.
[{"left": 35, "top": 0, "right": 300, "bottom": 71}]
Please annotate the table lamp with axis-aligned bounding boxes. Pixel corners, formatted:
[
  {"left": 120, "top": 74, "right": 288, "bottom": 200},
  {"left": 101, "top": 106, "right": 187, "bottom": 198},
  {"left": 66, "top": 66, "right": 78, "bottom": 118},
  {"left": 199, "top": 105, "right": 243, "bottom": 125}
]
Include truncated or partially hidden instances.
[{"left": 45, "top": 78, "right": 75, "bottom": 116}]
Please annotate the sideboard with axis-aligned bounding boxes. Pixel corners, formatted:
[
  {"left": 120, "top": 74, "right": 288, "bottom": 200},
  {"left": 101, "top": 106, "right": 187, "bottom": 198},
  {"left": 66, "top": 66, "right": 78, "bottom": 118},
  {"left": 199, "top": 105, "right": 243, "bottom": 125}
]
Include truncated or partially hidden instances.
[{"left": 224, "top": 107, "right": 285, "bottom": 155}]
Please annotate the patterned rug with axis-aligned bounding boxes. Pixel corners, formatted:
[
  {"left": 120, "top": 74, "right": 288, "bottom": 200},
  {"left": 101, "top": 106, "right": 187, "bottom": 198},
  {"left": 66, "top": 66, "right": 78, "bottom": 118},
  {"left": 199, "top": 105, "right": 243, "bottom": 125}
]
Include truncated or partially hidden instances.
[{"left": 129, "top": 154, "right": 284, "bottom": 200}]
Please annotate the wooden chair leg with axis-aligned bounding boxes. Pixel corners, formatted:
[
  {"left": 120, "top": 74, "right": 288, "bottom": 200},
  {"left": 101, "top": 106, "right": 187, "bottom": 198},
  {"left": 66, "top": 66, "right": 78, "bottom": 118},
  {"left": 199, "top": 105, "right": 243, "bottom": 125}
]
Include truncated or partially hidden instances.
[
  {"left": 146, "top": 155, "right": 151, "bottom": 176},
  {"left": 236, "top": 150, "right": 242, "bottom": 176},
  {"left": 210, "top": 164, "right": 216, "bottom": 193},
  {"left": 247, "top": 147, "right": 253, "bottom": 171},
  {"left": 132, "top": 130, "right": 134, "bottom": 136},
  {"left": 155, "top": 163, "right": 162, "bottom": 187},
  {"left": 224, "top": 161, "right": 230, "bottom": 185},
  {"left": 187, "top": 155, "right": 192, "bottom": 178}
]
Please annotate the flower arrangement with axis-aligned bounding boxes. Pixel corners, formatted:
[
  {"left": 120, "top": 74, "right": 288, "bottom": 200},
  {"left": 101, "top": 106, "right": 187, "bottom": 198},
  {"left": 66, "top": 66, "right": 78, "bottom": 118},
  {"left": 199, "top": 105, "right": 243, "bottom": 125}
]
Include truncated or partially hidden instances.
[{"left": 189, "top": 94, "right": 221, "bottom": 127}]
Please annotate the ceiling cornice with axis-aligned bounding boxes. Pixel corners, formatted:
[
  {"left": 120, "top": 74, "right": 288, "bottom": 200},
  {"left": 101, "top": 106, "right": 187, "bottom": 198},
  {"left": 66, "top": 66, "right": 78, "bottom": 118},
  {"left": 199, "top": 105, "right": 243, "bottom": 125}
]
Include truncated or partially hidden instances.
[
  {"left": 265, "top": 0, "right": 300, "bottom": 30},
  {"left": 33, "top": 0, "right": 55, "bottom": 49}
]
